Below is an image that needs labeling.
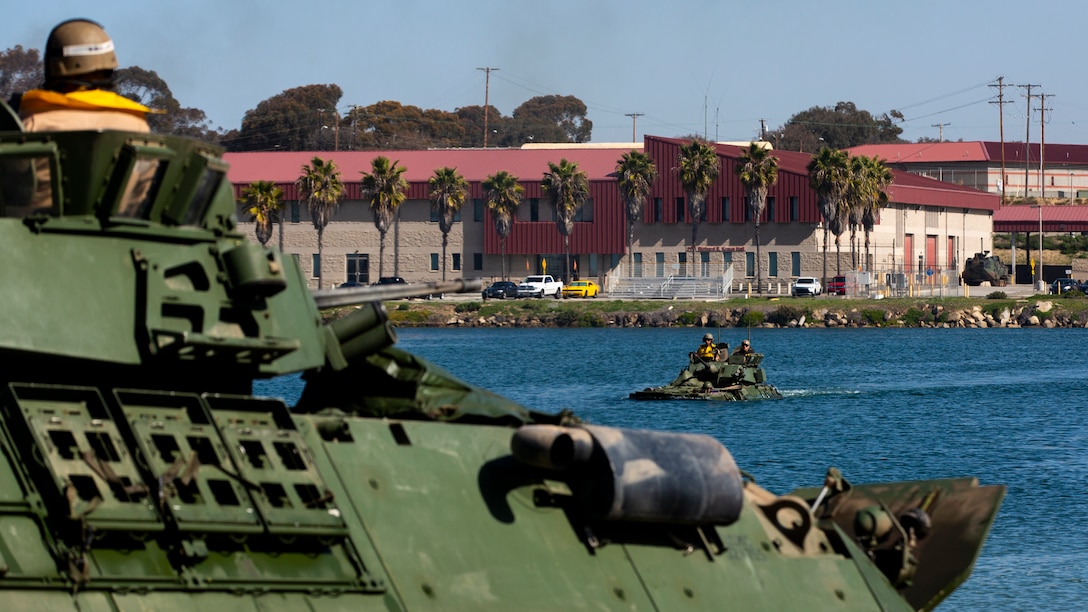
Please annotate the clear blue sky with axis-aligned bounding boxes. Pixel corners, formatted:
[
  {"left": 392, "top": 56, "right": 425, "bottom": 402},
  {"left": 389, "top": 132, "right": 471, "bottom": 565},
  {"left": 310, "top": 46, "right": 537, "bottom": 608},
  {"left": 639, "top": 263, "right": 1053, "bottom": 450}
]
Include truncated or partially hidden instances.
[{"left": 7, "top": 0, "right": 1088, "bottom": 145}]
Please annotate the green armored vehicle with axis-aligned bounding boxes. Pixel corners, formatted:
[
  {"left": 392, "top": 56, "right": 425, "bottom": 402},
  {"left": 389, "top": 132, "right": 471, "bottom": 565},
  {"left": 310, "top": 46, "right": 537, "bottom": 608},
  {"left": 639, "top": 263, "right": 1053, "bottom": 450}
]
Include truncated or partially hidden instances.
[
  {"left": 0, "top": 106, "right": 1003, "bottom": 610},
  {"left": 961, "top": 251, "right": 1010, "bottom": 286},
  {"left": 630, "top": 337, "right": 782, "bottom": 401}
]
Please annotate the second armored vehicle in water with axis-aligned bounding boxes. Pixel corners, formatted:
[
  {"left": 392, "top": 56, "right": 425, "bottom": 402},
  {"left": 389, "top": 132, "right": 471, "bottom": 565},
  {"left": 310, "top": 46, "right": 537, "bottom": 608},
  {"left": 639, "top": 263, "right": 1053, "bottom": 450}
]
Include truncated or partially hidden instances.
[{"left": 630, "top": 339, "right": 783, "bottom": 401}]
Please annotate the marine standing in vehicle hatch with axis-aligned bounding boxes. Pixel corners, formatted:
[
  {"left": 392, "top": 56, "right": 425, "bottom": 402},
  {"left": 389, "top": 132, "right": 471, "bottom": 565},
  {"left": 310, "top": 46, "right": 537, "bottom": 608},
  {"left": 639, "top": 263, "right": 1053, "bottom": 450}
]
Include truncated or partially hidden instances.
[
  {"left": 694, "top": 333, "right": 720, "bottom": 360},
  {"left": 14, "top": 18, "right": 152, "bottom": 133},
  {"left": 3, "top": 19, "right": 155, "bottom": 216},
  {"left": 733, "top": 339, "right": 753, "bottom": 357}
]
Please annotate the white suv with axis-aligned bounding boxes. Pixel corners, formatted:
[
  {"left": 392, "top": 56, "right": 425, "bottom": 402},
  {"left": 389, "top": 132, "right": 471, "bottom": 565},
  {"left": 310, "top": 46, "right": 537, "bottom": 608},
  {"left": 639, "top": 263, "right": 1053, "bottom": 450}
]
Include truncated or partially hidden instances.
[{"left": 792, "top": 277, "right": 822, "bottom": 297}]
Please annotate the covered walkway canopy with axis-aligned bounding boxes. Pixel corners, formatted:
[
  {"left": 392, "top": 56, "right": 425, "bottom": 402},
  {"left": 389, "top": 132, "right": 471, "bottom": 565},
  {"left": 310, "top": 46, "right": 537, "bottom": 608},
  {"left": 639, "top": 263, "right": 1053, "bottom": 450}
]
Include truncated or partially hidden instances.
[{"left": 993, "top": 205, "right": 1088, "bottom": 233}]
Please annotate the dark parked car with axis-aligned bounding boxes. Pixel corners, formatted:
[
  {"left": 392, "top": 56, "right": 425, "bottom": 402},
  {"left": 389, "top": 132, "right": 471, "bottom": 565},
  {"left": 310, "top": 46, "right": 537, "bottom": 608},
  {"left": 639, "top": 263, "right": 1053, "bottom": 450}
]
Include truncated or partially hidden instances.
[
  {"left": 1050, "top": 278, "right": 1080, "bottom": 295},
  {"left": 374, "top": 276, "right": 407, "bottom": 286},
  {"left": 482, "top": 281, "right": 519, "bottom": 300},
  {"left": 337, "top": 281, "right": 366, "bottom": 289}
]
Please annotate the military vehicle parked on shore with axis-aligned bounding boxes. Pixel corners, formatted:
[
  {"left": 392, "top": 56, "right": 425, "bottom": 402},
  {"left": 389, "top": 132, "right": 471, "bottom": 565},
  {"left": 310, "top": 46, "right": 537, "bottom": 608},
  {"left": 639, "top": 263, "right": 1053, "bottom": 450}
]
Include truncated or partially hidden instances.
[
  {"left": 961, "top": 251, "right": 1010, "bottom": 286},
  {"left": 0, "top": 100, "right": 1003, "bottom": 610}
]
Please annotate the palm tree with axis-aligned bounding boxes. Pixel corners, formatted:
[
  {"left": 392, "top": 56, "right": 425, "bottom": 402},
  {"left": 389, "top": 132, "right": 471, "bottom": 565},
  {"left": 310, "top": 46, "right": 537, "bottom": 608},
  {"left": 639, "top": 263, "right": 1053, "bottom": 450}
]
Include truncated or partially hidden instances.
[
  {"left": 615, "top": 150, "right": 657, "bottom": 276},
  {"left": 428, "top": 167, "right": 468, "bottom": 281},
  {"left": 360, "top": 156, "right": 408, "bottom": 279},
  {"left": 858, "top": 156, "right": 893, "bottom": 270},
  {"left": 296, "top": 157, "right": 343, "bottom": 289},
  {"left": 734, "top": 143, "right": 779, "bottom": 294},
  {"left": 482, "top": 171, "right": 523, "bottom": 281},
  {"left": 541, "top": 158, "right": 589, "bottom": 291},
  {"left": 241, "top": 180, "right": 283, "bottom": 247},
  {"left": 807, "top": 147, "right": 851, "bottom": 286},
  {"left": 676, "top": 140, "right": 720, "bottom": 262}
]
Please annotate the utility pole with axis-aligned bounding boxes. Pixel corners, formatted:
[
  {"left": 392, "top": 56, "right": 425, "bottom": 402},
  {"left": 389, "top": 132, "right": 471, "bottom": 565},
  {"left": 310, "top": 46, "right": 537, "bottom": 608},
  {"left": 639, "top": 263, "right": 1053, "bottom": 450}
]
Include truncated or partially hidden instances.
[
  {"left": 990, "top": 77, "right": 1009, "bottom": 205},
  {"left": 1019, "top": 84, "right": 1040, "bottom": 198},
  {"left": 624, "top": 113, "right": 644, "bottom": 143},
  {"left": 931, "top": 123, "right": 951, "bottom": 142},
  {"left": 760, "top": 118, "right": 767, "bottom": 142},
  {"left": 1038, "top": 93, "right": 1054, "bottom": 200},
  {"left": 477, "top": 67, "right": 499, "bottom": 147}
]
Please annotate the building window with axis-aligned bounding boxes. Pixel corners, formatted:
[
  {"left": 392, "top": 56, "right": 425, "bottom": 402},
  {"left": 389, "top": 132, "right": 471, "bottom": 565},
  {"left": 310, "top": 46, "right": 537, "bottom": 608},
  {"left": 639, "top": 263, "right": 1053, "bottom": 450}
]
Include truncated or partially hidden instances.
[
  {"left": 768, "top": 251, "right": 778, "bottom": 277},
  {"left": 675, "top": 197, "right": 685, "bottom": 222},
  {"left": 653, "top": 197, "right": 662, "bottom": 222},
  {"left": 790, "top": 196, "right": 799, "bottom": 221},
  {"left": 474, "top": 198, "right": 484, "bottom": 222},
  {"left": 745, "top": 252, "right": 754, "bottom": 277},
  {"left": 700, "top": 251, "right": 711, "bottom": 276},
  {"left": 473, "top": 252, "right": 483, "bottom": 270},
  {"left": 723, "top": 252, "right": 733, "bottom": 267},
  {"left": 574, "top": 198, "right": 594, "bottom": 222},
  {"left": 655, "top": 252, "right": 665, "bottom": 277},
  {"left": 678, "top": 251, "right": 688, "bottom": 276},
  {"left": 767, "top": 196, "right": 775, "bottom": 222},
  {"left": 311, "top": 253, "right": 320, "bottom": 278},
  {"left": 530, "top": 198, "right": 540, "bottom": 222},
  {"left": 430, "top": 253, "right": 439, "bottom": 271},
  {"left": 791, "top": 251, "right": 800, "bottom": 276},
  {"left": 722, "top": 196, "right": 730, "bottom": 222},
  {"left": 291, "top": 201, "right": 300, "bottom": 223},
  {"left": 633, "top": 252, "right": 643, "bottom": 277},
  {"left": 346, "top": 253, "right": 369, "bottom": 285},
  {"left": 452, "top": 253, "right": 461, "bottom": 271}
]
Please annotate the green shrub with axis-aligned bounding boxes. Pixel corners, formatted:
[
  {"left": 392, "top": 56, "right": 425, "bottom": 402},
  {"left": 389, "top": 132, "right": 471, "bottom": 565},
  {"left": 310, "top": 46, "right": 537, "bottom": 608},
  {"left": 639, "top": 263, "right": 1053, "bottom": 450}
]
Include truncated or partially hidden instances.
[
  {"left": 387, "top": 309, "right": 430, "bottom": 324},
  {"left": 676, "top": 311, "right": 698, "bottom": 325},
  {"left": 737, "top": 310, "right": 765, "bottom": 328},
  {"left": 396, "top": 303, "right": 410, "bottom": 311},
  {"left": 766, "top": 305, "right": 806, "bottom": 326},
  {"left": 986, "top": 291, "right": 1007, "bottom": 300},
  {"left": 860, "top": 309, "right": 886, "bottom": 326},
  {"left": 454, "top": 301, "right": 481, "bottom": 314},
  {"left": 901, "top": 308, "right": 928, "bottom": 326}
]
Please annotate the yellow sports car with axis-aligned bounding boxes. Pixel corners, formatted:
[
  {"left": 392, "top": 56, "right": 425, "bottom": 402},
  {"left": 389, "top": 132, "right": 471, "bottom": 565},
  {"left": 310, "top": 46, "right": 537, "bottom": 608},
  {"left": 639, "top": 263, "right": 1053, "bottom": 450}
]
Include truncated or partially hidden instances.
[{"left": 562, "top": 280, "right": 600, "bottom": 298}]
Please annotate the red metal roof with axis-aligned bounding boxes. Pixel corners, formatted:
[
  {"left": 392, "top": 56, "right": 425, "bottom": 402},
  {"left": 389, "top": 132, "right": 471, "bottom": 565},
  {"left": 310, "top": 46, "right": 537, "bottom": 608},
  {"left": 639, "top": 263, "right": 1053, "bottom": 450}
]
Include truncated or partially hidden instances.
[
  {"left": 849, "top": 141, "right": 1088, "bottom": 168},
  {"left": 224, "top": 136, "right": 999, "bottom": 256},
  {"left": 993, "top": 204, "right": 1088, "bottom": 232}
]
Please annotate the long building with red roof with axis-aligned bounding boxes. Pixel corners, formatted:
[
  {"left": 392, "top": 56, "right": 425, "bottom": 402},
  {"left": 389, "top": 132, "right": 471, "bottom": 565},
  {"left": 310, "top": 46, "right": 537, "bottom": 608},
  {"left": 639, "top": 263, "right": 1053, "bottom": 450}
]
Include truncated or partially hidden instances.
[{"left": 226, "top": 135, "right": 999, "bottom": 292}]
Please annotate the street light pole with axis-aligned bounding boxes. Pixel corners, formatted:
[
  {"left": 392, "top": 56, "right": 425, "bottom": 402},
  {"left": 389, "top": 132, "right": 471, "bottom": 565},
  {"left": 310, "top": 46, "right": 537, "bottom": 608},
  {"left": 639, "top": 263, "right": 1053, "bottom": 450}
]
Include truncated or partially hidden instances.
[{"left": 1032, "top": 205, "right": 1043, "bottom": 290}]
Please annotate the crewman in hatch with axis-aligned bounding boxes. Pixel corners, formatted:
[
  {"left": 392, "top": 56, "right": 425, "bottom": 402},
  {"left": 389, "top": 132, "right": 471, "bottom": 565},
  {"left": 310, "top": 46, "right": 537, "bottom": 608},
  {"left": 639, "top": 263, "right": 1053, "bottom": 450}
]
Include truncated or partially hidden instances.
[{"left": 15, "top": 18, "right": 152, "bottom": 132}]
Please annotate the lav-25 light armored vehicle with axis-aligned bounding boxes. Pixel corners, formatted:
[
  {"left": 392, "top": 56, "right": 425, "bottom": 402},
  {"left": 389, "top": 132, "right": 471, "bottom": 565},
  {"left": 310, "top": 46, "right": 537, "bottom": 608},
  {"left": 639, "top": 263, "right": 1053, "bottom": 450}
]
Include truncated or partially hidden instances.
[
  {"left": 630, "top": 340, "right": 782, "bottom": 401},
  {"left": 0, "top": 103, "right": 1003, "bottom": 610}
]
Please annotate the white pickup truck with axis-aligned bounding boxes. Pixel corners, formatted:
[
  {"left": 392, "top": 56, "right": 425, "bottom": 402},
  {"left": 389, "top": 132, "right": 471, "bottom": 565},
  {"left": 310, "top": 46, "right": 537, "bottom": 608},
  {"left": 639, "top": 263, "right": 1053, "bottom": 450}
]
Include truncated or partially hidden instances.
[{"left": 517, "top": 274, "right": 563, "bottom": 299}]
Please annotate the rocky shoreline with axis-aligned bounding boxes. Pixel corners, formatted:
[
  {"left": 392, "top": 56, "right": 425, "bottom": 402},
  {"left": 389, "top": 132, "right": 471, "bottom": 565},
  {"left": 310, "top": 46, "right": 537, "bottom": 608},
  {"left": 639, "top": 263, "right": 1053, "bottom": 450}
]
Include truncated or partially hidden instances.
[{"left": 376, "top": 297, "right": 1088, "bottom": 329}]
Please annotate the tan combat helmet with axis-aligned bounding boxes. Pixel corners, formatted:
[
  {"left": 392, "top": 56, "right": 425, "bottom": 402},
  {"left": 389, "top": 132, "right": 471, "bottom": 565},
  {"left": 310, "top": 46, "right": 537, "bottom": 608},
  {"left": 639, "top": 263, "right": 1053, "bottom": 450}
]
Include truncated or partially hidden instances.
[{"left": 44, "top": 18, "right": 118, "bottom": 81}]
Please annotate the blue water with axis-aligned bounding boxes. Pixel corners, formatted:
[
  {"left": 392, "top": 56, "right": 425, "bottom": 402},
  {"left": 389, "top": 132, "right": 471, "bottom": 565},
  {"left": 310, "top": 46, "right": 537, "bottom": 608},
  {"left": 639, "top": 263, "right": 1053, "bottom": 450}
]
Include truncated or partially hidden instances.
[{"left": 258, "top": 327, "right": 1088, "bottom": 611}]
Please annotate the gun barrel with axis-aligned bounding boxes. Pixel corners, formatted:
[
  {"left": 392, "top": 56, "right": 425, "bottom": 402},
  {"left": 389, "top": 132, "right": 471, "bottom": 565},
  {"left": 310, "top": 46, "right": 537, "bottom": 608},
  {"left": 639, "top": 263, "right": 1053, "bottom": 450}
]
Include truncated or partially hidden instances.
[{"left": 312, "top": 278, "right": 483, "bottom": 309}]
